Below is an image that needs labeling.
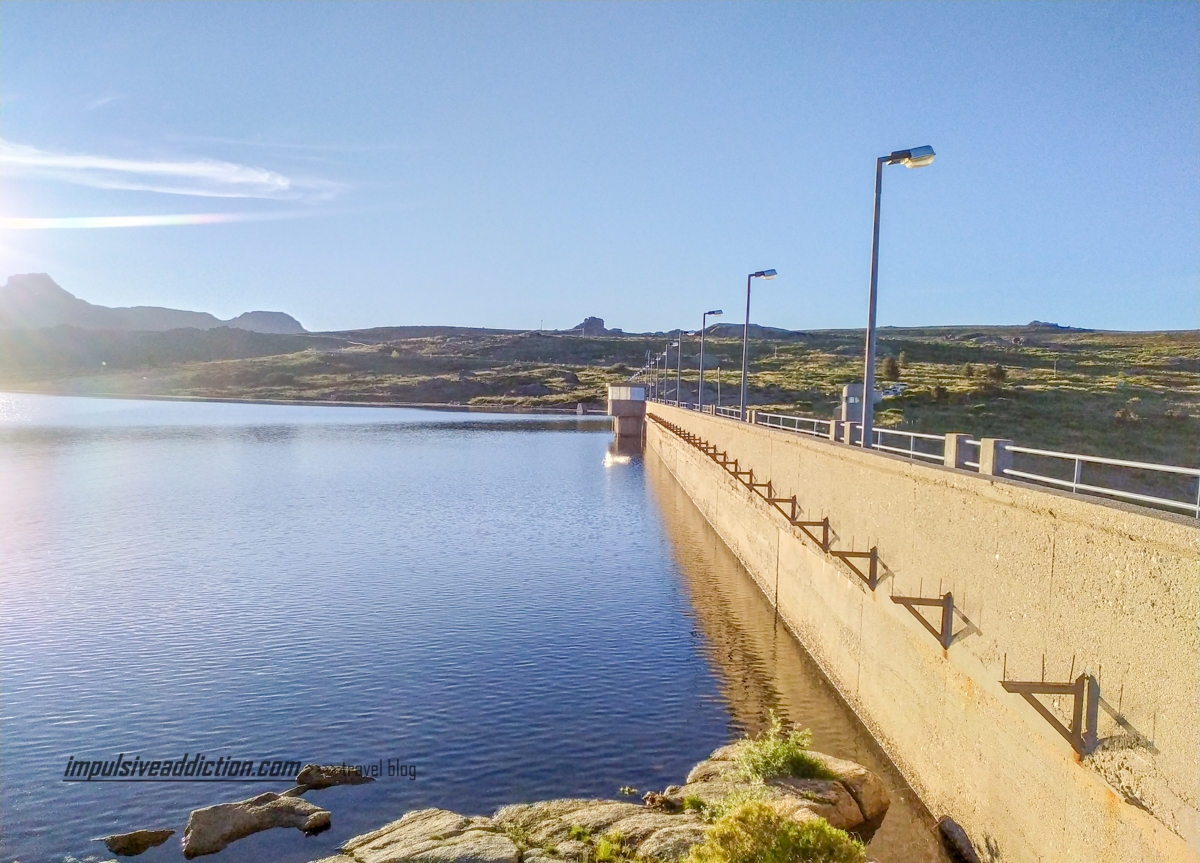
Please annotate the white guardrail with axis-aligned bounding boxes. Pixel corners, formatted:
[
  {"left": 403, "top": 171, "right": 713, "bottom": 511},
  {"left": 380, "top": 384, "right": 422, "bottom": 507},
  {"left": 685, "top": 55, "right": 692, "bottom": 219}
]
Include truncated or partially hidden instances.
[
  {"left": 644, "top": 398, "right": 1200, "bottom": 518},
  {"left": 1002, "top": 446, "right": 1200, "bottom": 517}
]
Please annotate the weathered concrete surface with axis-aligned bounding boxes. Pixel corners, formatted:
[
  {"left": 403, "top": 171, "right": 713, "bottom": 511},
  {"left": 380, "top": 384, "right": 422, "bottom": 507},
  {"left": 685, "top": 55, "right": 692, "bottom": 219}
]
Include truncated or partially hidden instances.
[{"left": 646, "top": 402, "right": 1199, "bottom": 863}]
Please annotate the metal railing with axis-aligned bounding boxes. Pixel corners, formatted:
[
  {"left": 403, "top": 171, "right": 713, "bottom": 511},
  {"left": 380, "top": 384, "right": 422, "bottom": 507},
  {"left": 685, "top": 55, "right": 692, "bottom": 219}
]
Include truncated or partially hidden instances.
[
  {"left": 871, "top": 427, "right": 945, "bottom": 463},
  {"left": 756, "top": 412, "right": 833, "bottom": 439},
  {"left": 1004, "top": 446, "right": 1200, "bottom": 517},
  {"left": 646, "top": 401, "right": 1199, "bottom": 518}
]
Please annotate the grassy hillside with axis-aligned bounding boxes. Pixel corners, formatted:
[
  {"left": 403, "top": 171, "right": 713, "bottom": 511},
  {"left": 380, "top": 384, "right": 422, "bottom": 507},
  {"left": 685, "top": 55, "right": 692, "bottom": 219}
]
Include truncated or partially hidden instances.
[{"left": 3, "top": 323, "right": 1196, "bottom": 471}]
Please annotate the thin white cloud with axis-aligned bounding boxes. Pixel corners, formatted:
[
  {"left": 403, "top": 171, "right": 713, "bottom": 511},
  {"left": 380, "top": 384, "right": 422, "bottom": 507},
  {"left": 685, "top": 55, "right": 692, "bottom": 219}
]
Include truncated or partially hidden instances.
[
  {"left": 166, "top": 133, "right": 410, "bottom": 153},
  {"left": 84, "top": 94, "right": 122, "bottom": 112},
  {"left": 0, "top": 211, "right": 312, "bottom": 230},
  {"left": 0, "top": 139, "right": 343, "bottom": 201}
]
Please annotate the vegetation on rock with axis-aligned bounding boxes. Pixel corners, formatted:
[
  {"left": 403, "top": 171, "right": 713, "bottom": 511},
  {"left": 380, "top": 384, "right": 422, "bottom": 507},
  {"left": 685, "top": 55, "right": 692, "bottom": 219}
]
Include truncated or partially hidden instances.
[
  {"left": 736, "top": 713, "right": 837, "bottom": 784},
  {"left": 685, "top": 801, "right": 865, "bottom": 863}
]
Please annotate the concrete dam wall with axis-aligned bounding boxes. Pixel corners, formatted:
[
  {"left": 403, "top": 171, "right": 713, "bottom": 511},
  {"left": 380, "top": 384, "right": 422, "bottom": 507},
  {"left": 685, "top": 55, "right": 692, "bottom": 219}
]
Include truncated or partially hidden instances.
[{"left": 645, "top": 402, "right": 1198, "bottom": 863}]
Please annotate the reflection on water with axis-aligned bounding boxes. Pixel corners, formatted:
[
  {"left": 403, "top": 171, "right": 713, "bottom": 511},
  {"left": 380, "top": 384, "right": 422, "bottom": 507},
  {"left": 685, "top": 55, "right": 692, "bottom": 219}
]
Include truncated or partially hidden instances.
[
  {"left": 0, "top": 395, "right": 732, "bottom": 863},
  {"left": 0, "top": 394, "right": 943, "bottom": 863},
  {"left": 644, "top": 451, "right": 949, "bottom": 863}
]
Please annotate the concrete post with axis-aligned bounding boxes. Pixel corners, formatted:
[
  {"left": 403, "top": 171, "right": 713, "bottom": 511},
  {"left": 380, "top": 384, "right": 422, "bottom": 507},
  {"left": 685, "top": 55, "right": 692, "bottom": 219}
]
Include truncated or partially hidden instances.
[
  {"left": 841, "top": 422, "right": 856, "bottom": 445},
  {"left": 979, "top": 438, "right": 1013, "bottom": 476},
  {"left": 747, "top": 409, "right": 758, "bottom": 425},
  {"left": 829, "top": 420, "right": 844, "bottom": 442},
  {"left": 944, "top": 433, "right": 973, "bottom": 469}
]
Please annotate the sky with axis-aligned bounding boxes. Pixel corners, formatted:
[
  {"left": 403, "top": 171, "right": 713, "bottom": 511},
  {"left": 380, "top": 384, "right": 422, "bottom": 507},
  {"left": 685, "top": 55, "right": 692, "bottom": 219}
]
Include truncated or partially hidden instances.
[{"left": 0, "top": 1, "right": 1196, "bottom": 334}]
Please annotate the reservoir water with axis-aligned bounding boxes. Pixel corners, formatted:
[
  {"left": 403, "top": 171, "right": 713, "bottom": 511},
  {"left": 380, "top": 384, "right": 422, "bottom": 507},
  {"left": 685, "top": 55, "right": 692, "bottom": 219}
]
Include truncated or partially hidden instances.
[{"left": 0, "top": 394, "right": 945, "bottom": 863}]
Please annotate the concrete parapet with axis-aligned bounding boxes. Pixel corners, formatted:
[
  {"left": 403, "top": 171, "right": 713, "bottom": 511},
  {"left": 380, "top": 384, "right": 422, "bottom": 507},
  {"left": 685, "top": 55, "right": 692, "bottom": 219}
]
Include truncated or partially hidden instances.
[
  {"left": 979, "top": 437, "right": 1013, "bottom": 476},
  {"left": 943, "top": 433, "right": 973, "bottom": 469},
  {"left": 645, "top": 402, "right": 1199, "bottom": 863}
]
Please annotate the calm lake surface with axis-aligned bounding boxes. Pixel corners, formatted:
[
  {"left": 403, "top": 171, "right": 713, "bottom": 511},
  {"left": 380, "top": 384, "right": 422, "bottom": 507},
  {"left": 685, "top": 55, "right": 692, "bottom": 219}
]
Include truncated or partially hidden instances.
[{"left": 0, "top": 394, "right": 944, "bottom": 863}]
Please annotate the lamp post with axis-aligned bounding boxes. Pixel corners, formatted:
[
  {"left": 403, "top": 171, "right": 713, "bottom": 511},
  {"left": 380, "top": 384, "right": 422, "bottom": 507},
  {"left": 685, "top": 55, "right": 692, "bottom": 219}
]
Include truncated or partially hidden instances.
[
  {"left": 739, "top": 269, "right": 777, "bottom": 421},
  {"left": 717, "top": 363, "right": 721, "bottom": 408},
  {"left": 668, "top": 342, "right": 678, "bottom": 403},
  {"left": 675, "top": 331, "right": 684, "bottom": 406},
  {"left": 860, "top": 145, "right": 935, "bottom": 448},
  {"left": 698, "top": 309, "right": 723, "bottom": 411}
]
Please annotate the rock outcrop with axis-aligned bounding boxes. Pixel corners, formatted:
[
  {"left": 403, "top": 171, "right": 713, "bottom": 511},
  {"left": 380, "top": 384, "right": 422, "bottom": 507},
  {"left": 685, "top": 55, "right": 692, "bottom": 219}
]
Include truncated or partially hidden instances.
[
  {"left": 323, "top": 743, "right": 889, "bottom": 863},
  {"left": 95, "top": 828, "right": 175, "bottom": 856},
  {"left": 296, "top": 763, "right": 376, "bottom": 791},
  {"left": 182, "top": 791, "right": 331, "bottom": 858}
]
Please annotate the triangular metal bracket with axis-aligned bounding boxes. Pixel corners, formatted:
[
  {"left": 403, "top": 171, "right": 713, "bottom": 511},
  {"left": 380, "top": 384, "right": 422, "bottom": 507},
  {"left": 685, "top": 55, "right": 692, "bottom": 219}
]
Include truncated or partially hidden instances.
[
  {"left": 890, "top": 591, "right": 957, "bottom": 649},
  {"left": 830, "top": 547, "right": 878, "bottom": 590},
  {"left": 1002, "top": 673, "right": 1099, "bottom": 755}
]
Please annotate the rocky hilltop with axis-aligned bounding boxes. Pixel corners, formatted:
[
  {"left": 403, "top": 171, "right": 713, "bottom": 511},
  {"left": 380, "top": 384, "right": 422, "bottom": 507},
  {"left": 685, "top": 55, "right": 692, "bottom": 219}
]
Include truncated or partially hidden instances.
[{"left": 0, "top": 273, "right": 306, "bottom": 334}]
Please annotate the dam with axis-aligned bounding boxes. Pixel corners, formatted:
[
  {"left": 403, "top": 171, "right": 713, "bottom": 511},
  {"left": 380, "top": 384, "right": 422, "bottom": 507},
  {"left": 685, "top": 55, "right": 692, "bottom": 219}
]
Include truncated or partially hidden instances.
[{"left": 636, "top": 398, "right": 1198, "bottom": 863}]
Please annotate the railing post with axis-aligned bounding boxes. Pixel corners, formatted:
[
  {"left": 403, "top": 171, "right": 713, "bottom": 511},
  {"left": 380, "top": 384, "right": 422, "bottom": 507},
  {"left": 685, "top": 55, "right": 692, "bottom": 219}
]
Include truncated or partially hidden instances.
[
  {"left": 842, "top": 422, "right": 856, "bottom": 445},
  {"left": 747, "top": 409, "right": 758, "bottom": 425},
  {"left": 944, "top": 433, "right": 973, "bottom": 469},
  {"left": 829, "top": 420, "right": 844, "bottom": 442},
  {"left": 979, "top": 438, "right": 1013, "bottom": 476}
]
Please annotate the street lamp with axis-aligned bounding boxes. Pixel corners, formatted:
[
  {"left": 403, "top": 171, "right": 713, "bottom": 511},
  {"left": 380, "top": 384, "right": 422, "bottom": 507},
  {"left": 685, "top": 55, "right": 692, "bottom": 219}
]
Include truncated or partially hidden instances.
[
  {"left": 739, "top": 269, "right": 777, "bottom": 421},
  {"left": 675, "top": 331, "right": 685, "bottom": 406},
  {"left": 860, "top": 146, "right": 935, "bottom": 448},
  {"left": 698, "top": 309, "right": 723, "bottom": 411}
]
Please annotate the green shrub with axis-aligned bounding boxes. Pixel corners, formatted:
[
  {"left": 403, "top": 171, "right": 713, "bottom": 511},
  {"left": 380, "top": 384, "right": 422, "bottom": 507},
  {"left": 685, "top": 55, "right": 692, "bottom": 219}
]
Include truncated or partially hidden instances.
[
  {"left": 697, "top": 784, "right": 773, "bottom": 822},
  {"left": 594, "top": 832, "right": 625, "bottom": 863},
  {"left": 736, "top": 713, "right": 837, "bottom": 782},
  {"left": 686, "top": 801, "right": 865, "bottom": 863},
  {"left": 568, "top": 825, "right": 592, "bottom": 843},
  {"left": 881, "top": 357, "right": 900, "bottom": 381}
]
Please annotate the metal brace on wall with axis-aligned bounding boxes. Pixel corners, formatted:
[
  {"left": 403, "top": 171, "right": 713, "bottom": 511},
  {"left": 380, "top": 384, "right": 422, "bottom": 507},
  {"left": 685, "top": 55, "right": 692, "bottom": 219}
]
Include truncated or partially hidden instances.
[
  {"left": 890, "top": 591, "right": 956, "bottom": 649},
  {"left": 1002, "top": 673, "right": 1099, "bottom": 755},
  {"left": 831, "top": 548, "right": 879, "bottom": 590}
]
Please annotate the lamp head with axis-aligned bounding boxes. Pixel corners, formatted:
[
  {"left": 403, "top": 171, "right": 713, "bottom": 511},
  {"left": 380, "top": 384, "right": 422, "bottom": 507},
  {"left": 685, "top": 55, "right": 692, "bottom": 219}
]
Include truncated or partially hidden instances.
[
  {"left": 752, "top": 269, "right": 777, "bottom": 279},
  {"left": 705, "top": 309, "right": 723, "bottom": 316},
  {"left": 886, "top": 145, "right": 935, "bottom": 168}
]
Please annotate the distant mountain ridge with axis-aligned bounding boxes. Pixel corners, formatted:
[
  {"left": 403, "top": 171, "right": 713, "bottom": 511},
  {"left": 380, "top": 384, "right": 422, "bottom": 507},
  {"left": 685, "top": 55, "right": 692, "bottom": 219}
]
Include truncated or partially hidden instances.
[{"left": 0, "top": 274, "right": 306, "bottom": 334}]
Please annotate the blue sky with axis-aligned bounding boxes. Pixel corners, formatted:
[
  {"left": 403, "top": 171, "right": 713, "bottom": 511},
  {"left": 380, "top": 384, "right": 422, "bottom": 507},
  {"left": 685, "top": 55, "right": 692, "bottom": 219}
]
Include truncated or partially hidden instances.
[{"left": 1, "top": 1, "right": 1196, "bottom": 333}]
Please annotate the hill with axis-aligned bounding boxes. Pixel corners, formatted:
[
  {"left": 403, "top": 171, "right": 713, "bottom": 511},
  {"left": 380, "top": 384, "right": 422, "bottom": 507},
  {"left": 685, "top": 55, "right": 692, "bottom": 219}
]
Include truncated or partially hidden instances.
[
  {"left": 2, "top": 313, "right": 1195, "bottom": 472},
  {"left": 0, "top": 274, "right": 307, "bottom": 334}
]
